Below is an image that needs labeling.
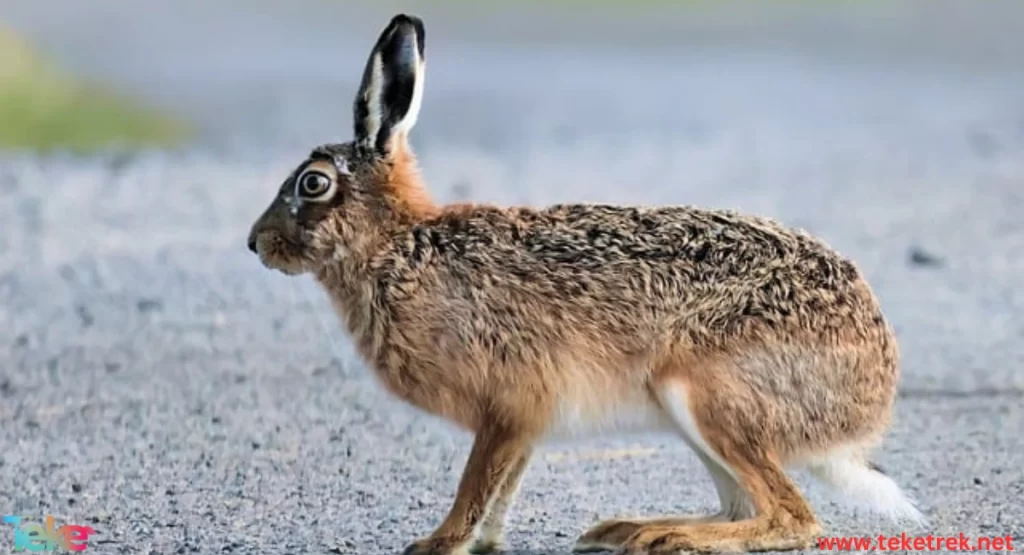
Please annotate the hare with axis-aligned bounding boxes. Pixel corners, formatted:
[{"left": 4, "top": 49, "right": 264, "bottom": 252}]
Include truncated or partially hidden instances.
[{"left": 247, "top": 13, "right": 924, "bottom": 555}]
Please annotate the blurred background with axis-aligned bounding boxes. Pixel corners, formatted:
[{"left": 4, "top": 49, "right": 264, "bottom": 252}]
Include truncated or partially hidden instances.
[
  {"left": 5, "top": 0, "right": 1024, "bottom": 153},
  {"left": 1, "top": 1, "right": 1022, "bottom": 553}
]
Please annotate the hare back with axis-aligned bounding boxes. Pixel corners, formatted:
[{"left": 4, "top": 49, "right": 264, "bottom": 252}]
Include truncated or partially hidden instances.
[{"left": 378, "top": 202, "right": 886, "bottom": 350}]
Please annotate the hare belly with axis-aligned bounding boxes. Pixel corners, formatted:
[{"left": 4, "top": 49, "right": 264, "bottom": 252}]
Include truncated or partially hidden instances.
[{"left": 543, "top": 383, "right": 675, "bottom": 442}]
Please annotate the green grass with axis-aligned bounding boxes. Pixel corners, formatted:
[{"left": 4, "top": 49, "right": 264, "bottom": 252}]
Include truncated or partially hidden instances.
[{"left": 0, "top": 26, "right": 189, "bottom": 152}]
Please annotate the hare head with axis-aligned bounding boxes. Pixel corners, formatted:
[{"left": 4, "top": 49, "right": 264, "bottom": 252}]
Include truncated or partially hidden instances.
[{"left": 247, "top": 14, "right": 435, "bottom": 275}]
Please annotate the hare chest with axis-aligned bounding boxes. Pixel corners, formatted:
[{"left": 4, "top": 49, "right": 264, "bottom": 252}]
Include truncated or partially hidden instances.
[{"left": 542, "top": 377, "right": 676, "bottom": 442}]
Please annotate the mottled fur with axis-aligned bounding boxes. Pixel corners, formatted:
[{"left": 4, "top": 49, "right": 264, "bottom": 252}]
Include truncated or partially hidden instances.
[{"left": 248, "top": 14, "right": 922, "bottom": 555}]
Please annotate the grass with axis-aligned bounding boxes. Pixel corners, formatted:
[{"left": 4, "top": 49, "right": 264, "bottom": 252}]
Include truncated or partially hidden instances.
[{"left": 0, "top": 26, "right": 189, "bottom": 152}]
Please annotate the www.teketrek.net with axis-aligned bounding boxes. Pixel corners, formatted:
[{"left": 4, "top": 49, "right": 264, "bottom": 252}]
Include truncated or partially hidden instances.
[{"left": 818, "top": 532, "right": 1015, "bottom": 551}]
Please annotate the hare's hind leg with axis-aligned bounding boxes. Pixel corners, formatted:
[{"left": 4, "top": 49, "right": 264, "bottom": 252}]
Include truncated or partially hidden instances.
[
  {"left": 615, "top": 379, "right": 820, "bottom": 554},
  {"left": 573, "top": 450, "right": 750, "bottom": 553},
  {"left": 573, "top": 383, "right": 754, "bottom": 553}
]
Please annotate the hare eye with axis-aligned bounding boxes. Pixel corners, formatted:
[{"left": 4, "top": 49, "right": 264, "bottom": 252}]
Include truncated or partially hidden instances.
[{"left": 298, "top": 171, "right": 332, "bottom": 198}]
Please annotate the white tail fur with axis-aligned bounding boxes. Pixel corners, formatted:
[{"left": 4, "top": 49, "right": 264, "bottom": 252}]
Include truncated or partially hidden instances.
[{"left": 805, "top": 449, "right": 926, "bottom": 526}]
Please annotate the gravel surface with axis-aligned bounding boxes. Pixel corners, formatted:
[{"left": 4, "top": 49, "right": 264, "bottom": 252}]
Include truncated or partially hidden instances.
[{"left": 1, "top": 1, "right": 1023, "bottom": 553}]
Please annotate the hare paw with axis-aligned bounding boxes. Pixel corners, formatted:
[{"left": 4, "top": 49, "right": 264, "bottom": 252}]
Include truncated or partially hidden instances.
[
  {"left": 574, "top": 519, "right": 645, "bottom": 552},
  {"left": 468, "top": 536, "right": 506, "bottom": 554},
  {"left": 402, "top": 537, "right": 471, "bottom": 555},
  {"left": 616, "top": 527, "right": 706, "bottom": 555}
]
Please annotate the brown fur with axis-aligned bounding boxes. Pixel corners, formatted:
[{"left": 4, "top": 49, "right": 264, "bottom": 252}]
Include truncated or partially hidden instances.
[{"left": 247, "top": 14, "right": 915, "bottom": 555}]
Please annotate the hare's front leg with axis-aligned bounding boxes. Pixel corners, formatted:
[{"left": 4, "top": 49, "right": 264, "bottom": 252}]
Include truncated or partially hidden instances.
[
  {"left": 469, "top": 450, "right": 532, "bottom": 554},
  {"left": 403, "top": 425, "right": 534, "bottom": 555}
]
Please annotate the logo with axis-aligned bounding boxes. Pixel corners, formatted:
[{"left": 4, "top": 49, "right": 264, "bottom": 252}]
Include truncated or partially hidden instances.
[{"left": 3, "top": 515, "right": 95, "bottom": 552}]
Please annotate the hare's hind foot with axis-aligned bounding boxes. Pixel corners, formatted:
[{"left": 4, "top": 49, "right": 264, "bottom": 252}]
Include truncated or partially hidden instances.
[
  {"left": 573, "top": 515, "right": 725, "bottom": 553},
  {"left": 604, "top": 378, "right": 822, "bottom": 554},
  {"left": 615, "top": 515, "right": 821, "bottom": 554}
]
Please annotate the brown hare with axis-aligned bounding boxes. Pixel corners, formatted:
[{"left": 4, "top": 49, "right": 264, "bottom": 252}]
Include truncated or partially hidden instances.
[{"left": 247, "top": 13, "right": 924, "bottom": 555}]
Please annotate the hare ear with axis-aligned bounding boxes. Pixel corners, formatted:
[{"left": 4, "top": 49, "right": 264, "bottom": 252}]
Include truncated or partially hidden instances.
[{"left": 353, "top": 14, "right": 426, "bottom": 157}]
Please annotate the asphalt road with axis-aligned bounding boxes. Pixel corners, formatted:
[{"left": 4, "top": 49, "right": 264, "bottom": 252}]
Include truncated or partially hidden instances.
[{"left": 1, "top": 1, "right": 1023, "bottom": 553}]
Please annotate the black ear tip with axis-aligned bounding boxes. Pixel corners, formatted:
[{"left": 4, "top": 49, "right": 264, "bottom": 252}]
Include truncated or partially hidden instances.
[
  {"left": 386, "top": 13, "right": 426, "bottom": 57},
  {"left": 390, "top": 13, "right": 424, "bottom": 28}
]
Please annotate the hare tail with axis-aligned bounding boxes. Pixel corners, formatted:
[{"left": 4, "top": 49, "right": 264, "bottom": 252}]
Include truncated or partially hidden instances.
[{"left": 804, "top": 448, "right": 926, "bottom": 527}]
